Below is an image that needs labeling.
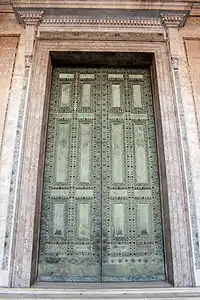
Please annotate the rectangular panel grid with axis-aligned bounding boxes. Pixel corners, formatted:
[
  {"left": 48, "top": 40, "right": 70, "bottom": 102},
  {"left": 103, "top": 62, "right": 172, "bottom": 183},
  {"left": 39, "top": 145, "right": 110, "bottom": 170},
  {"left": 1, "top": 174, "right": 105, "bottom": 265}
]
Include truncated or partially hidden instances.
[{"left": 38, "top": 68, "right": 164, "bottom": 282}]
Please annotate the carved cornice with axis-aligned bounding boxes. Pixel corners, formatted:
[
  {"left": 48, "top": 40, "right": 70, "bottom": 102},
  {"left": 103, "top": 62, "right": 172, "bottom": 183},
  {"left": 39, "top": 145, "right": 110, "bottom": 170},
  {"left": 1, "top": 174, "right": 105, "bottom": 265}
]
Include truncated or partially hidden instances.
[
  {"left": 0, "top": 0, "right": 10, "bottom": 3},
  {"left": 42, "top": 15, "right": 162, "bottom": 27},
  {"left": 18, "top": 10, "right": 44, "bottom": 26},
  {"left": 0, "top": 0, "right": 12, "bottom": 11},
  {"left": 160, "top": 12, "right": 188, "bottom": 28},
  {"left": 15, "top": 8, "right": 191, "bottom": 29},
  {"left": 11, "top": 0, "right": 195, "bottom": 11},
  {"left": 190, "top": 3, "right": 200, "bottom": 16}
]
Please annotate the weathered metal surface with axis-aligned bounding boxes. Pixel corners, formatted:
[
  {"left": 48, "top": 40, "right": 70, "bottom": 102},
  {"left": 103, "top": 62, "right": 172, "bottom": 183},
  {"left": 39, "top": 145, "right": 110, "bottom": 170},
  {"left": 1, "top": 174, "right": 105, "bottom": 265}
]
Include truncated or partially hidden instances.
[{"left": 38, "top": 68, "right": 164, "bottom": 282}]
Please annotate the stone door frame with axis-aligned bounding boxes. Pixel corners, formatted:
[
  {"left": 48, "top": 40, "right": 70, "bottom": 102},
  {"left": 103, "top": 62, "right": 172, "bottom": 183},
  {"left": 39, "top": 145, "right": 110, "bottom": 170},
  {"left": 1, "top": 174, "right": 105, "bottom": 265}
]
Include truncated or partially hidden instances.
[{"left": 11, "top": 37, "right": 195, "bottom": 287}]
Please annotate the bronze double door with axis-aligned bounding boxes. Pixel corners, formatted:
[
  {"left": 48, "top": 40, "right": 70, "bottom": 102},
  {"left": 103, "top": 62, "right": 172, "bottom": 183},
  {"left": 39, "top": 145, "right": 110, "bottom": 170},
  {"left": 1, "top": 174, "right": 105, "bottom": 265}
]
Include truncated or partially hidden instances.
[{"left": 38, "top": 68, "right": 165, "bottom": 282}]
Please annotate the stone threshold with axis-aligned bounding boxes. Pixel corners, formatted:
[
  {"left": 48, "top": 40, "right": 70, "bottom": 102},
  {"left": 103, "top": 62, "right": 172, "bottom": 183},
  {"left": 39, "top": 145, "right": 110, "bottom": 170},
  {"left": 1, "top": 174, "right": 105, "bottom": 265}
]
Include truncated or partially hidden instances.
[{"left": 1, "top": 284, "right": 200, "bottom": 299}]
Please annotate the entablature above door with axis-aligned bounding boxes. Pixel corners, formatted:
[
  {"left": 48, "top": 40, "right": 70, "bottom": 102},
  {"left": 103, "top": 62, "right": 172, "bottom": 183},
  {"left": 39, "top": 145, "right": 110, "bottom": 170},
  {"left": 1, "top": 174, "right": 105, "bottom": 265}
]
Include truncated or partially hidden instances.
[
  {"left": 11, "top": 1, "right": 195, "bottom": 30},
  {"left": 1, "top": 0, "right": 199, "bottom": 24}
]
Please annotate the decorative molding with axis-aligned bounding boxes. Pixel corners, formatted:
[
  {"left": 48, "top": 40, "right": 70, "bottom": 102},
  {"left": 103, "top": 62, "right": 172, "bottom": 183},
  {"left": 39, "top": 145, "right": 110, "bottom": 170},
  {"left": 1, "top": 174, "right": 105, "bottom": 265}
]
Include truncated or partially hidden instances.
[
  {"left": 18, "top": 10, "right": 44, "bottom": 26},
  {"left": 0, "top": 0, "right": 10, "bottom": 3},
  {"left": 187, "top": 16, "right": 200, "bottom": 24},
  {"left": 19, "top": 12, "right": 43, "bottom": 67},
  {"left": 42, "top": 15, "right": 162, "bottom": 27},
  {"left": 15, "top": 9, "right": 191, "bottom": 29},
  {"left": 171, "top": 55, "right": 180, "bottom": 70},
  {"left": 190, "top": 3, "right": 200, "bottom": 16},
  {"left": 24, "top": 55, "right": 32, "bottom": 68},
  {"left": 10, "top": 0, "right": 195, "bottom": 11},
  {"left": 37, "top": 31, "right": 165, "bottom": 42},
  {"left": 0, "top": 0, "right": 12, "bottom": 12},
  {"left": 160, "top": 12, "right": 189, "bottom": 28}
]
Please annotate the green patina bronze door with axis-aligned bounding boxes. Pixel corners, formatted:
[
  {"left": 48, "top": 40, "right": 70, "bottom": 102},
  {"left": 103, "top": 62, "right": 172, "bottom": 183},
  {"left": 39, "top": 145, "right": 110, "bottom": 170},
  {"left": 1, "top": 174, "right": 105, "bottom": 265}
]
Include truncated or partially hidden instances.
[{"left": 38, "top": 68, "right": 165, "bottom": 282}]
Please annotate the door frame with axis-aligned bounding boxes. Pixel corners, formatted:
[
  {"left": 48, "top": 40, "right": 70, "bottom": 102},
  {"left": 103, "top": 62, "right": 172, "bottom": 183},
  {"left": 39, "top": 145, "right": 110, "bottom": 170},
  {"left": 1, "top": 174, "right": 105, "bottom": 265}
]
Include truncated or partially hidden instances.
[{"left": 11, "top": 36, "right": 195, "bottom": 287}]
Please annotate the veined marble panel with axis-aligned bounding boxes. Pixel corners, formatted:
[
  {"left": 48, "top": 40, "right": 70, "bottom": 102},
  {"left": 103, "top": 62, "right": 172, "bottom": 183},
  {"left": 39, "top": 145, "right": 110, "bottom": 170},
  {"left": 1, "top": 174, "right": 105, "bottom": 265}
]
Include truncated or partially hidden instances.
[
  {"left": 59, "top": 73, "right": 74, "bottom": 79},
  {"left": 78, "top": 203, "right": 90, "bottom": 238},
  {"left": 137, "top": 203, "right": 151, "bottom": 235},
  {"left": 109, "top": 112, "right": 125, "bottom": 119},
  {"left": 77, "top": 113, "right": 94, "bottom": 119},
  {"left": 51, "top": 189, "right": 69, "bottom": 198},
  {"left": 134, "top": 124, "right": 148, "bottom": 184},
  {"left": 45, "top": 244, "right": 68, "bottom": 253},
  {"left": 111, "top": 123, "right": 124, "bottom": 183},
  {"left": 110, "top": 190, "right": 128, "bottom": 197},
  {"left": 111, "top": 84, "right": 121, "bottom": 108},
  {"left": 108, "top": 74, "right": 123, "bottom": 79},
  {"left": 129, "top": 74, "right": 144, "bottom": 80},
  {"left": 60, "top": 83, "right": 71, "bottom": 107},
  {"left": 130, "top": 113, "right": 147, "bottom": 120},
  {"left": 80, "top": 74, "right": 94, "bottom": 79},
  {"left": 53, "top": 203, "right": 65, "bottom": 236},
  {"left": 74, "top": 245, "right": 92, "bottom": 252},
  {"left": 79, "top": 123, "right": 91, "bottom": 183},
  {"left": 56, "top": 113, "right": 72, "bottom": 119},
  {"left": 113, "top": 203, "right": 125, "bottom": 237},
  {"left": 110, "top": 244, "right": 129, "bottom": 253},
  {"left": 133, "top": 84, "right": 142, "bottom": 108},
  {"left": 134, "top": 189, "right": 152, "bottom": 198},
  {"left": 55, "top": 122, "right": 69, "bottom": 183},
  {"left": 81, "top": 83, "right": 91, "bottom": 107},
  {"left": 75, "top": 189, "right": 93, "bottom": 197},
  {"left": 109, "top": 113, "right": 147, "bottom": 120}
]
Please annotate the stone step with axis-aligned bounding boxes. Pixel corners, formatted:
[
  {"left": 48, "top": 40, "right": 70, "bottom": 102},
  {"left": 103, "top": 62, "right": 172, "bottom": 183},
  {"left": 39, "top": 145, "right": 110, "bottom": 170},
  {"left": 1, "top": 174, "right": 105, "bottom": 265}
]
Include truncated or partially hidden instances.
[{"left": 1, "top": 287, "right": 200, "bottom": 300}]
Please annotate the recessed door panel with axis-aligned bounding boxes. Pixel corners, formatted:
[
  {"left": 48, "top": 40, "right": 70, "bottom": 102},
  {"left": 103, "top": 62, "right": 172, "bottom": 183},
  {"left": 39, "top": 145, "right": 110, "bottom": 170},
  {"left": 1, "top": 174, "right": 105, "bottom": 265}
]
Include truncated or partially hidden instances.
[
  {"left": 38, "top": 68, "right": 164, "bottom": 282},
  {"left": 111, "top": 122, "right": 125, "bottom": 184},
  {"left": 54, "top": 122, "right": 70, "bottom": 183}
]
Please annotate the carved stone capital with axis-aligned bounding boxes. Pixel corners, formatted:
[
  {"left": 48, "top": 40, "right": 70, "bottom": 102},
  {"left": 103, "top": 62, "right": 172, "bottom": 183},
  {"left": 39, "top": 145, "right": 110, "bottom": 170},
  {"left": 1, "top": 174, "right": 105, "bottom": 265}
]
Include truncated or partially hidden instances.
[
  {"left": 171, "top": 55, "right": 180, "bottom": 70},
  {"left": 18, "top": 10, "right": 44, "bottom": 26},
  {"left": 25, "top": 55, "right": 32, "bottom": 68},
  {"left": 160, "top": 12, "right": 188, "bottom": 28}
]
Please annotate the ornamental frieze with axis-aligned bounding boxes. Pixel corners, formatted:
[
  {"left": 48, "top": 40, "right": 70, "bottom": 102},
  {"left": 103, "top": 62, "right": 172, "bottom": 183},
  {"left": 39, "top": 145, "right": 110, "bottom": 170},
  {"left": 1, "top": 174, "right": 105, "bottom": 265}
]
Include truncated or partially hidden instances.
[{"left": 15, "top": 9, "right": 189, "bottom": 30}]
